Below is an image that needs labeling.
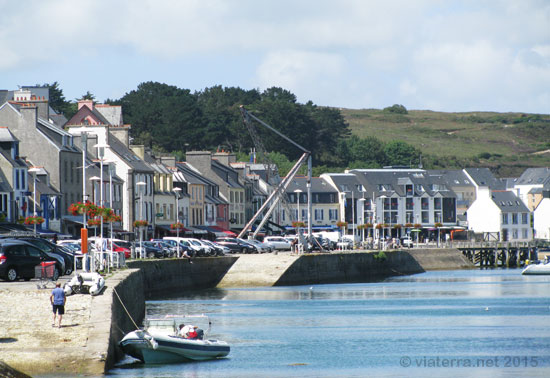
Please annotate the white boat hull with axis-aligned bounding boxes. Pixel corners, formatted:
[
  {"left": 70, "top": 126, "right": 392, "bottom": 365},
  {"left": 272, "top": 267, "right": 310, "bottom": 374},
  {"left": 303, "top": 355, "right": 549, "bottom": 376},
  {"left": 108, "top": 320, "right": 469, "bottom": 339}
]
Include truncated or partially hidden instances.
[
  {"left": 522, "top": 263, "right": 550, "bottom": 275},
  {"left": 63, "top": 273, "right": 105, "bottom": 295},
  {"left": 119, "top": 330, "right": 230, "bottom": 364}
]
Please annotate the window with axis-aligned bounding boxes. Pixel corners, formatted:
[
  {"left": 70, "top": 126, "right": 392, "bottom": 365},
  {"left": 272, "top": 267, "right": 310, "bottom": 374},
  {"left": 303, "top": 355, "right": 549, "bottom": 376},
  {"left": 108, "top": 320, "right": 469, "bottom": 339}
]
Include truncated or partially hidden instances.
[
  {"left": 421, "top": 211, "right": 429, "bottom": 223},
  {"left": 282, "top": 209, "right": 286, "bottom": 222},
  {"left": 522, "top": 229, "right": 528, "bottom": 239},
  {"left": 522, "top": 213, "right": 528, "bottom": 225},
  {"left": 512, "top": 213, "right": 518, "bottom": 225},
  {"left": 502, "top": 213, "right": 508, "bottom": 224},
  {"left": 314, "top": 209, "right": 323, "bottom": 221},
  {"left": 406, "top": 198, "right": 414, "bottom": 210},
  {"left": 421, "top": 198, "right": 429, "bottom": 210},
  {"left": 512, "top": 229, "right": 518, "bottom": 239},
  {"left": 329, "top": 209, "right": 338, "bottom": 221},
  {"left": 434, "top": 198, "right": 441, "bottom": 210}
]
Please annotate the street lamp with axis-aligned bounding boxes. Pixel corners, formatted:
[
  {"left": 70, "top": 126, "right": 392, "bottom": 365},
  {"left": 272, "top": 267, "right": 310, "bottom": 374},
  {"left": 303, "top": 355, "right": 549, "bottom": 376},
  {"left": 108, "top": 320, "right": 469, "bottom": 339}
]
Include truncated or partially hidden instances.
[
  {"left": 358, "top": 197, "right": 365, "bottom": 246},
  {"left": 137, "top": 181, "right": 146, "bottom": 259},
  {"left": 28, "top": 167, "right": 41, "bottom": 236},
  {"left": 173, "top": 187, "right": 182, "bottom": 258},
  {"left": 93, "top": 143, "right": 109, "bottom": 261},
  {"left": 294, "top": 189, "right": 303, "bottom": 223},
  {"left": 103, "top": 159, "right": 116, "bottom": 269},
  {"left": 89, "top": 175, "right": 100, "bottom": 272}
]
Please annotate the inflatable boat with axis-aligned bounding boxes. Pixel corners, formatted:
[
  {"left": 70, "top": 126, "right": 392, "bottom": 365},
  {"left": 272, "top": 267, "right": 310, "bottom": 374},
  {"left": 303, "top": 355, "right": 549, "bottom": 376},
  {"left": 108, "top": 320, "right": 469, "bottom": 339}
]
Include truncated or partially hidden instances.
[
  {"left": 63, "top": 272, "right": 105, "bottom": 295},
  {"left": 119, "top": 316, "right": 230, "bottom": 364}
]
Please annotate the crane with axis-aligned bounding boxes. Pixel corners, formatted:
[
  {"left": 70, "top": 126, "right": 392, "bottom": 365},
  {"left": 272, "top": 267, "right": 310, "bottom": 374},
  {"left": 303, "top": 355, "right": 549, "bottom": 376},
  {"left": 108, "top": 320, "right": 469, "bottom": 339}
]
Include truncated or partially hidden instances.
[{"left": 238, "top": 105, "right": 313, "bottom": 241}]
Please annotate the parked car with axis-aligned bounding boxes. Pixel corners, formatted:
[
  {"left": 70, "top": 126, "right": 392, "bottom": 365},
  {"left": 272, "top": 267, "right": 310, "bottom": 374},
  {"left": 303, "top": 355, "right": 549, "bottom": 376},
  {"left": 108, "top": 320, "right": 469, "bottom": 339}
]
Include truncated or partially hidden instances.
[
  {"left": 402, "top": 238, "right": 414, "bottom": 248},
  {"left": 263, "top": 236, "right": 291, "bottom": 251},
  {"left": 245, "top": 238, "right": 272, "bottom": 253},
  {"left": 161, "top": 238, "right": 195, "bottom": 257},
  {"left": 0, "top": 239, "right": 60, "bottom": 281},
  {"left": 215, "top": 237, "right": 258, "bottom": 254},
  {"left": 18, "top": 237, "right": 68, "bottom": 275},
  {"left": 201, "top": 240, "right": 227, "bottom": 256},
  {"left": 164, "top": 237, "right": 206, "bottom": 256},
  {"left": 336, "top": 237, "right": 354, "bottom": 250},
  {"left": 135, "top": 241, "right": 165, "bottom": 258},
  {"left": 149, "top": 239, "right": 177, "bottom": 257}
]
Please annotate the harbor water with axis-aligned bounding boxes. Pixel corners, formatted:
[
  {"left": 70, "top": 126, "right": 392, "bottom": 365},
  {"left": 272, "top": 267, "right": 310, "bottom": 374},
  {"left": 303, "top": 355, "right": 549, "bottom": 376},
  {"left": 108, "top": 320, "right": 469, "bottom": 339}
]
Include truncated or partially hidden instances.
[{"left": 110, "top": 269, "right": 550, "bottom": 377}]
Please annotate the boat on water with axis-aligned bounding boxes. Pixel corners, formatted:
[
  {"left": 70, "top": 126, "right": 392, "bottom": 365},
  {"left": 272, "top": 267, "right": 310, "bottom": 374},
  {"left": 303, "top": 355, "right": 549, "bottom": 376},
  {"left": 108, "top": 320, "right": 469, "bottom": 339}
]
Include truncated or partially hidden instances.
[
  {"left": 119, "top": 315, "right": 230, "bottom": 364},
  {"left": 522, "top": 262, "right": 550, "bottom": 275}
]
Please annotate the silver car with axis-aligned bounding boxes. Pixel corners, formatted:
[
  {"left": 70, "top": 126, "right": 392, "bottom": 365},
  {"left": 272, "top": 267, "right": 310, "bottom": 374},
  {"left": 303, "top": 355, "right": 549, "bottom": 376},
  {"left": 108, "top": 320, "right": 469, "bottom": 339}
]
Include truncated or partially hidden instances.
[{"left": 245, "top": 239, "right": 272, "bottom": 253}]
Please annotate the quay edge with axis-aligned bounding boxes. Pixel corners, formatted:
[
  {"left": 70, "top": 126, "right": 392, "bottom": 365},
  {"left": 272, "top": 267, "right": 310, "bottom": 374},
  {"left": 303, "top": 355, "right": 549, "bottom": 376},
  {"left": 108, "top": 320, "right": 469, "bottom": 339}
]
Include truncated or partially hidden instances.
[{"left": 3, "top": 249, "right": 473, "bottom": 376}]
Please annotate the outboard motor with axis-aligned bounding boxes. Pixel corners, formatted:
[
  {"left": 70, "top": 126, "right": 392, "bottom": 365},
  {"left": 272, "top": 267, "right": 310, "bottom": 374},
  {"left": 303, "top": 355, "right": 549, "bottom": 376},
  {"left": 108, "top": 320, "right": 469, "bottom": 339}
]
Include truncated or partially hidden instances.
[{"left": 196, "top": 329, "right": 204, "bottom": 340}]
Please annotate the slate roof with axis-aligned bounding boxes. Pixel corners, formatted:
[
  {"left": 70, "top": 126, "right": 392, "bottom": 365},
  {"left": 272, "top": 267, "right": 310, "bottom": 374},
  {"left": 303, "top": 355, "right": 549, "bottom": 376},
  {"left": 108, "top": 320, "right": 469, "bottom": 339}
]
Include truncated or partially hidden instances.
[
  {"left": 95, "top": 104, "right": 123, "bottom": 126},
  {"left": 464, "top": 168, "right": 505, "bottom": 190},
  {"left": 431, "top": 169, "right": 473, "bottom": 187},
  {"left": 491, "top": 190, "right": 529, "bottom": 212},
  {"left": 286, "top": 176, "right": 338, "bottom": 194},
  {"left": 515, "top": 168, "right": 550, "bottom": 186},
  {"left": 347, "top": 169, "right": 456, "bottom": 199},
  {"left": 211, "top": 160, "right": 243, "bottom": 189},
  {"left": 108, "top": 136, "right": 153, "bottom": 173}
]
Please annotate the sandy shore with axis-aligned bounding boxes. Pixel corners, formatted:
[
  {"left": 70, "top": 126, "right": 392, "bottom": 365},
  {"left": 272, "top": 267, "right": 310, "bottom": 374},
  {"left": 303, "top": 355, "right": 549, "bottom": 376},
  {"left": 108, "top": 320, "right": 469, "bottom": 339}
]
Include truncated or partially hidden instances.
[{"left": 0, "top": 278, "right": 100, "bottom": 376}]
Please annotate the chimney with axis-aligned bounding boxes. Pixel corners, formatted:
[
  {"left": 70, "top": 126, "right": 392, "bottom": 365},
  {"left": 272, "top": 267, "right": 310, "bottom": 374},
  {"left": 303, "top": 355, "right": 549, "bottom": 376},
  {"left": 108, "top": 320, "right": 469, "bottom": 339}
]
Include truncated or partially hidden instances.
[
  {"left": 109, "top": 125, "right": 130, "bottom": 148},
  {"left": 186, "top": 151, "right": 212, "bottom": 173},
  {"left": 213, "top": 151, "right": 236, "bottom": 167},
  {"left": 130, "top": 145, "right": 145, "bottom": 160},
  {"left": 159, "top": 156, "right": 176, "bottom": 167},
  {"left": 78, "top": 100, "right": 94, "bottom": 111}
]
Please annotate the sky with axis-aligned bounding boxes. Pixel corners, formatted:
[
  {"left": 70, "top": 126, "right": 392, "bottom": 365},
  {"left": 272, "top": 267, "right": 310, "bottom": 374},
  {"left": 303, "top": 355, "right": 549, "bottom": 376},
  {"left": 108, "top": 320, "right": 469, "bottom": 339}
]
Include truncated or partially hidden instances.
[{"left": 1, "top": 0, "right": 549, "bottom": 114}]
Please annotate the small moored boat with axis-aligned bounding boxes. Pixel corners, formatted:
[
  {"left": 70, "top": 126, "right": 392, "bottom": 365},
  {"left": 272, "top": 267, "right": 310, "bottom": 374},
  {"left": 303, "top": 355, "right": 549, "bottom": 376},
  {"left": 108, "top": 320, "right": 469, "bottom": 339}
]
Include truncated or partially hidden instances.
[
  {"left": 522, "top": 262, "right": 550, "bottom": 275},
  {"left": 63, "top": 272, "right": 106, "bottom": 295},
  {"left": 119, "top": 315, "right": 230, "bottom": 364}
]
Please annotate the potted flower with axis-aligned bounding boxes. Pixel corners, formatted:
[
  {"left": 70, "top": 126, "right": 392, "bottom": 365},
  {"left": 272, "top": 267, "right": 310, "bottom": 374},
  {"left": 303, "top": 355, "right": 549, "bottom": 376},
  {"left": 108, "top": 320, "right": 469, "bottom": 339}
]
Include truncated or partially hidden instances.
[
  {"left": 171, "top": 222, "right": 185, "bottom": 230},
  {"left": 87, "top": 218, "right": 101, "bottom": 227},
  {"left": 292, "top": 221, "right": 306, "bottom": 228},
  {"left": 134, "top": 220, "right": 148, "bottom": 228},
  {"left": 413, "top": 223, "right": 422, "bottom": 229},
  {"left": 404, "top": 223, "right": 413, "bottom": 228},
  {"left": 24, "top": 216, "right": 45, "bottom": 225}
]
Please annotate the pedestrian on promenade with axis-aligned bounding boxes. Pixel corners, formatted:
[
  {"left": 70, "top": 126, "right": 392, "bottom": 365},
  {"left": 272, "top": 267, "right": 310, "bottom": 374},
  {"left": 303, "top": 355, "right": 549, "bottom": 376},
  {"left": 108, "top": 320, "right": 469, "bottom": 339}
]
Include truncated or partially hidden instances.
[{"left": 50, "top": 282, "right": 66, "bottom": 328}]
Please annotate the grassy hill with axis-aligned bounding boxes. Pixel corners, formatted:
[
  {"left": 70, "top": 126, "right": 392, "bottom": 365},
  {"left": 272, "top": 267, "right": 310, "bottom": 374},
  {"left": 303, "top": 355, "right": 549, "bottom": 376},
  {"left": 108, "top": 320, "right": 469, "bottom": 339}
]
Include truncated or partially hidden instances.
[{"left": 341, "top": 108, "right": 550, "bottom": 177}]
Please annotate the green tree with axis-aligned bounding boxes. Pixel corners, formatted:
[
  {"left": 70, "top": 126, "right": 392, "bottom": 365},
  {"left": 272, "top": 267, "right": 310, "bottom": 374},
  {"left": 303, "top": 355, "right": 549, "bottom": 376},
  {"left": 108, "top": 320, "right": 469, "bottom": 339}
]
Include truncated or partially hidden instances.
[
  {"left": 384, "top": 140, "right": 419, "bottom": 166},
  {"left": 35, "top": 82, "right": 73, "bottom": 117},
  {"left": 119, "top": 82, "right": 204, "bottom": 151},
  {"left": 78, "top": 91, "right": 96, "bottom": 100},
  {"left": 383, "top": 104, "right": 408, "bottom": 114}
]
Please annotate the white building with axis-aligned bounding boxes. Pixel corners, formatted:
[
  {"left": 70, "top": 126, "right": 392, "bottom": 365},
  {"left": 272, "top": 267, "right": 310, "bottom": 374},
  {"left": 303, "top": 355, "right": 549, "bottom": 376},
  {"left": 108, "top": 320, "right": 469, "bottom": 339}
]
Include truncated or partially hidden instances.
[
  {"left": 467, "top": 187, "right": 532, "bottom": 242},
  {"left": 533, "top": 190, "right": 550, "bottom": 240}
]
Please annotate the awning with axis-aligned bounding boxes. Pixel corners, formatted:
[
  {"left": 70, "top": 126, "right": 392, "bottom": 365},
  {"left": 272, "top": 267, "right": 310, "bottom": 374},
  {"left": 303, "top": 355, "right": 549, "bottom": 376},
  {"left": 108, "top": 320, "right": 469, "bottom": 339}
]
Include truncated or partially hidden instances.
[
  {"left": 155, "top": 224, "right": 193, "bottom": 235},
  {"left": 194, "top": 225, "right": 226, "bottom": 237},
  {"left": 62, "top": 215, "right": 85, "bottom": 225},
  {"left": 186, "top": 226, "right": 208, "bottom": 235},
  {"left": 209, "top": 226, "right": 237, "bottom": 237}
]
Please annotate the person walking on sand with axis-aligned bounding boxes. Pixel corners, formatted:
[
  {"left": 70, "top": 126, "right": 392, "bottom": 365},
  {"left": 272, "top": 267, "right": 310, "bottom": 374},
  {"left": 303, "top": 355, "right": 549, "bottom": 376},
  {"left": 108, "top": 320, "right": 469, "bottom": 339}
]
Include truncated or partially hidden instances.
[{"left": 50, "top": 282, "right": 66, "bottom": 328}]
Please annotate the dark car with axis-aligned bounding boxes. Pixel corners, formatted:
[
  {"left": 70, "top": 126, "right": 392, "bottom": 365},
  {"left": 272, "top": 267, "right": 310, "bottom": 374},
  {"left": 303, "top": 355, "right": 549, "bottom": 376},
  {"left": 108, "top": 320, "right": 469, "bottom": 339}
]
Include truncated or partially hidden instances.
[
  {"left": 160, "top": 239, "right": 195, "bottom": 258},
  {"left": 215, "top": 237, "right": 258, "bottom": 254},
  {"left": 20, "top": 237, "right": 74, "bottom": 275},
  {"left": 136, "top": 241, "right": 165, "bottom": 258},
  {"left": 145, "top": 240, "right": 174, "bottom": 258},
  {"left": 0, "top": 239, "right": 60, "bottom": 281}
]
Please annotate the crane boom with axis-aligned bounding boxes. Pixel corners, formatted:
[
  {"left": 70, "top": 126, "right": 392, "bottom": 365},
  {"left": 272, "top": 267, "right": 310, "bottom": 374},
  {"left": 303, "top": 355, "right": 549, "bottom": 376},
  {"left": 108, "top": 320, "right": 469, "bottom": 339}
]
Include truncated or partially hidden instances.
[{"left": 239, "top": 106, "right": 313, "bottom": 239}]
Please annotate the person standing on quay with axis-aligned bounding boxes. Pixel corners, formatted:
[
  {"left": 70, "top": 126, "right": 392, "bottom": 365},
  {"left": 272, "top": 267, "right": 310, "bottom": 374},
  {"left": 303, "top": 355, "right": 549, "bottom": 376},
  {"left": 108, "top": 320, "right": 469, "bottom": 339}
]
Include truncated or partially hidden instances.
[{"left": 50, "top": 282, "right": 66, "bottom": 328}]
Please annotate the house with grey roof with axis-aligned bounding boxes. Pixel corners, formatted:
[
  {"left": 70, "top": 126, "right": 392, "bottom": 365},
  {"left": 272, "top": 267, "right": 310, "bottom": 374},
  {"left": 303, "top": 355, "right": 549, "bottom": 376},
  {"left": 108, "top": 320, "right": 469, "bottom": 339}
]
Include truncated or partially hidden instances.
[
  {"left": 0, "top": 127, "right": 31, "bottom": 222},
  {"left": 467, "top": 187, "right": 532, "bottom": 241},
  {"left": 284, "top": 175, "right": 340, "bottom": 232},
  {"left": 0, "top": 89, "right": 81, "bottom": 233},
  {"left": 432, "top": 169, "right": 476, "bottom": 217},
  {"left": 512, "top": 168, "right": 550, "bottom": 211},
  {"left": 66, "top": 100, "right": 153, "bottom": 235},
  {"left": 185, "top": 151, "right": 246, "bottom": 232}
]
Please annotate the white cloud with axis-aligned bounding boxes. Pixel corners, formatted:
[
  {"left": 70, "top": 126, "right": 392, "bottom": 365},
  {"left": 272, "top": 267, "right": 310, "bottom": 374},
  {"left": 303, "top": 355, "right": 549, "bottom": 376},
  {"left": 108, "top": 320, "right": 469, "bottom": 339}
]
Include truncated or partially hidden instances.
[
  {"left": 0, "top": 0, "right": 548, "bottom": 112},
  {"left": 255, "top": 49, "right": 345, "bottom": 92}
]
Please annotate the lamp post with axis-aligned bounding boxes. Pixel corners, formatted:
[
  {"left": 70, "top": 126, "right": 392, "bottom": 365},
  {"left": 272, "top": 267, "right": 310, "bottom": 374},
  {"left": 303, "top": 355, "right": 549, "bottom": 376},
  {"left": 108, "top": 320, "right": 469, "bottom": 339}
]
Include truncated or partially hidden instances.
[
  {"left": 358, "top": 197, "right": 365, "bottom": 246},
  {"left": 28, "top": 167, "right": 41, "bottom": 236},
  {"left": 415, "top": 214, "right": 420, "bottom": 248},
  {"left": 294, "top": 189, "right": 303, "bottom": 224},
  {"left": 89, "top": 175, "right": 100, "bottom": 271},
  {"left": 137, "top": 181, "right": 146, "bottom": 259},
  {"left": 351, "top": 190, "right": 355, "bottom": 248},
  {"left": 102, "top": 159, "right": 116, "bottom": 269},
  {"left": 173, "top": 187, "right": 182, "bottom": 258},
  {"left": 93, "top": 143, "right": 109, "bottom": 261}
]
